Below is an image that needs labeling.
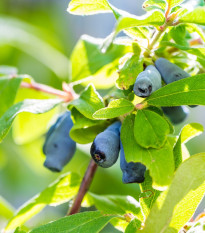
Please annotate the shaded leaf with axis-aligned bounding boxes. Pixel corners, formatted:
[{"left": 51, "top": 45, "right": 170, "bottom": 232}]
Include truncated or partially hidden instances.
[
  {"left": 70, "top": 108, "right": 107, "bottom": 144},
  {"left": 93, "top": 99, "right": 134, "bottom": 119},
  {"left": 5, "top": 173, "right": 81, "bottom": 230},
  {"left": 30, "top": 211, "right": 116, "bottom": 233},
  {"left": 0, "top": 98, "right": 62, "bottom": 142}
]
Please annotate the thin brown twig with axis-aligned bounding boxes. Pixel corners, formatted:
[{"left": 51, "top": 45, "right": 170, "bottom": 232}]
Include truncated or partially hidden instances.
[
  {"left": 67, "top": 159, "right": 98, "bottom": 215},
  {"left": 20, "top": 81, "right": 74, "bottom": 102}
]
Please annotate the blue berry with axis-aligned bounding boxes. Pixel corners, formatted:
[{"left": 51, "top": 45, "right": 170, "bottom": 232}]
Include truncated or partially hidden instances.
[
  {"left": 133, "top": 65, "right": 162, "bottom": 98},
  {"left": 120, "top": 142, "right": 146, "bottom": 183},
  {"left": 155, "top": 58, "right": 190, "bottom": 84},
  {"left": 43, "top": 111, "right": 76, "bottom": 172},
  {"left": 162, "top": 106, "right": 189, "bottom": 124},
  {"left": 90, "top": 121, "right": 121, "bottom": 168}
]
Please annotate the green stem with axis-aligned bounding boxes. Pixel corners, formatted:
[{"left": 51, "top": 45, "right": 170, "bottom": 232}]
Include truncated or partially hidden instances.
[{"left": 148, "top": 25, "right": 167, "bottom": 51}]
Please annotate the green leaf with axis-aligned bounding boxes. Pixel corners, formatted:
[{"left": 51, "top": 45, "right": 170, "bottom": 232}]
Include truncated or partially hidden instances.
[
  {"left": 134, "top": 109, "right": 170, "bottom": 149},
  {"left": 102, "top": 11, "right": 165, "bottom": 51},
  {"left": 70, "top": 108, "right": 107, "bottom": 144},
  {"left": 71, "top": 35, "right": 130, "bottom": 82},
  {"left": 88, "top": 193, "right": 143, "bottom": 219},
  {"left": 165, "top": 0, "right": 186, "bottom": 9},
  {"left": 169, "top": 25, "right": 189, "bottom": 46},
  {"left": 121, "top": 114, "right": 175, "bottom": 190},
  {"left": 141, "top": 153, "right": 205, "bottom": 233},
  {"left": 117, "top": 54, "right": 143, "bottom": 90},
  {"left": 161, "top": 41, "right": 205, "bottom": 60},
  {"left": 14, "top": 227, "right": 27, "bottom": 233},
  {"left": 0, "top": 66, "right": 18, "bottom": 76},
  {"left": 30, "top": 211, "right": 116, "bottom": 233},
  {"left": 0, "top": 98, "right": 62, "bottom": 143},
  {"left": 117, "top": 11, "right": 165, "bottom": 30},
  {"left": 5, "top": 173, "right": 81, "bottom": 230},
  {"left": 142, "top": 0, "right": 166, "bottom": 12},
  {"left": 125, "top": 219, "right": 142, "bottom": 233},
  {"left": 69, "top": 84, "right": 104, "bottom": 119},
  {"left": 147, "top": 74, "right": 205, "bottom": 106},
  {"left": 0, "top": 196, "right": 15, "bottom": 219},
  {"left": 179, "top": 7, "right": 205, "bottom": 26},
  {"left": 0, "top": 76, "right": 24, "bottom": 117},
  {"left": 116, "top": 11, "right": 165, "bottom": 34},
  {"left": 173, "top": 123, "right": 204, "bottom": 169},
  {"left": 12, "top": 88, "right": 59, "bottom": 145},
  {"left": 93, "top": 99, "right": 134, "bottom": 120},
  {"left": 139, "top": 172, "right": 161, "bottom": 218},
  {"left": 67, "top": 0, "right": 112, "bottom": 15}
]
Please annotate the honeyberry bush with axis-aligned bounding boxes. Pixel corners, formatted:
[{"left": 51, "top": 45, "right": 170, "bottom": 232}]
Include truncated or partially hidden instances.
[{"left": 1, "top": 0, "right": 205, "bottom": 232}]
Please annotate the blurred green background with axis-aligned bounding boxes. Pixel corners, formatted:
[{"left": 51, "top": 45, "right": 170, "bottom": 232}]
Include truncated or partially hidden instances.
[{"left": 0, "top": 0, "right": 205, "bottom": 231}]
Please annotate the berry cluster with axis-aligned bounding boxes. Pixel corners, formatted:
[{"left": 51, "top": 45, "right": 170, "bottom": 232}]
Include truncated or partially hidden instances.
[
  {"left": 42, "top": 58, "right": 194, "bottom": 184},
  {"left": 134, "top": 58, "right": 194, "bottom": 124}
]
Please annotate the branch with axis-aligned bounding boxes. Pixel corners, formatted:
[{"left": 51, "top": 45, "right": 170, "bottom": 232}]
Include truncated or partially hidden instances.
[
  {"left": 67, "top": 159, "right": 98, "bottom": 215},
  {"left": 20, "top": 81, "right": 74, "bottom": 102}
]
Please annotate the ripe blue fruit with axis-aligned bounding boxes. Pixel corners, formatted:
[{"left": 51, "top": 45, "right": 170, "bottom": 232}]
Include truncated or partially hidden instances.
[
  {"left": 133, "top": 65, "right": 162, "bottom": 97},
  {"left": 120, "top": 142, "right": 146, "bottom": 183},
  {"left": 43, "top": 111, "right": 76, "bottom": 172},
  {"left": 162, "top": 106, "right": 189, "bottom": 124},
  {"left": 90, "top": 121, "right": 121, "bottom": 168},
  {"left": 155, "top": 58, "right": 190, "bottom": 84}
]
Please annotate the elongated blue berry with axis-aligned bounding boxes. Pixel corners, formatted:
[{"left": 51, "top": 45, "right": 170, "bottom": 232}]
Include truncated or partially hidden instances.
[
  {"left": 162, "top": 106, "right": 189, "bottom": 124},
  {"left": 133, "top": 65, "right": 162, "bottom": 97},
  {"left": 90, "top": 121, "right": 121, "bottom": 168},
  {"left": 120, "top": 142, "right": 146, "bottom": 183},
  {"left": 43, "top": 111, "right": 76, "bottom": 172},
  {"left": 155, "top": 58, "right": 190, "bottom": 84}
]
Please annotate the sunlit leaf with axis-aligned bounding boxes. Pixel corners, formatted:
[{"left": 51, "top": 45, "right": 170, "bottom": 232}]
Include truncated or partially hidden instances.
[
  {"left": 30, "top": 211, "right": 116, "bottom": 233},
  {"left": 147, "top": 74, "right": 205, "bottom": 106},
  {"left": 5, "top": 173, "right": 81, "bottom": 230},
  {"left": 93, "top": 99, "right": 134, "bottom": 119},
  {"left": 69, "top": 84, "right": 104, "bottom": 119},
  {"left": 0, "top": 98, "right": 62, "bottom": 142},
  {"left": 141, "top": 153, "right": 205, "bottom": 233}
]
